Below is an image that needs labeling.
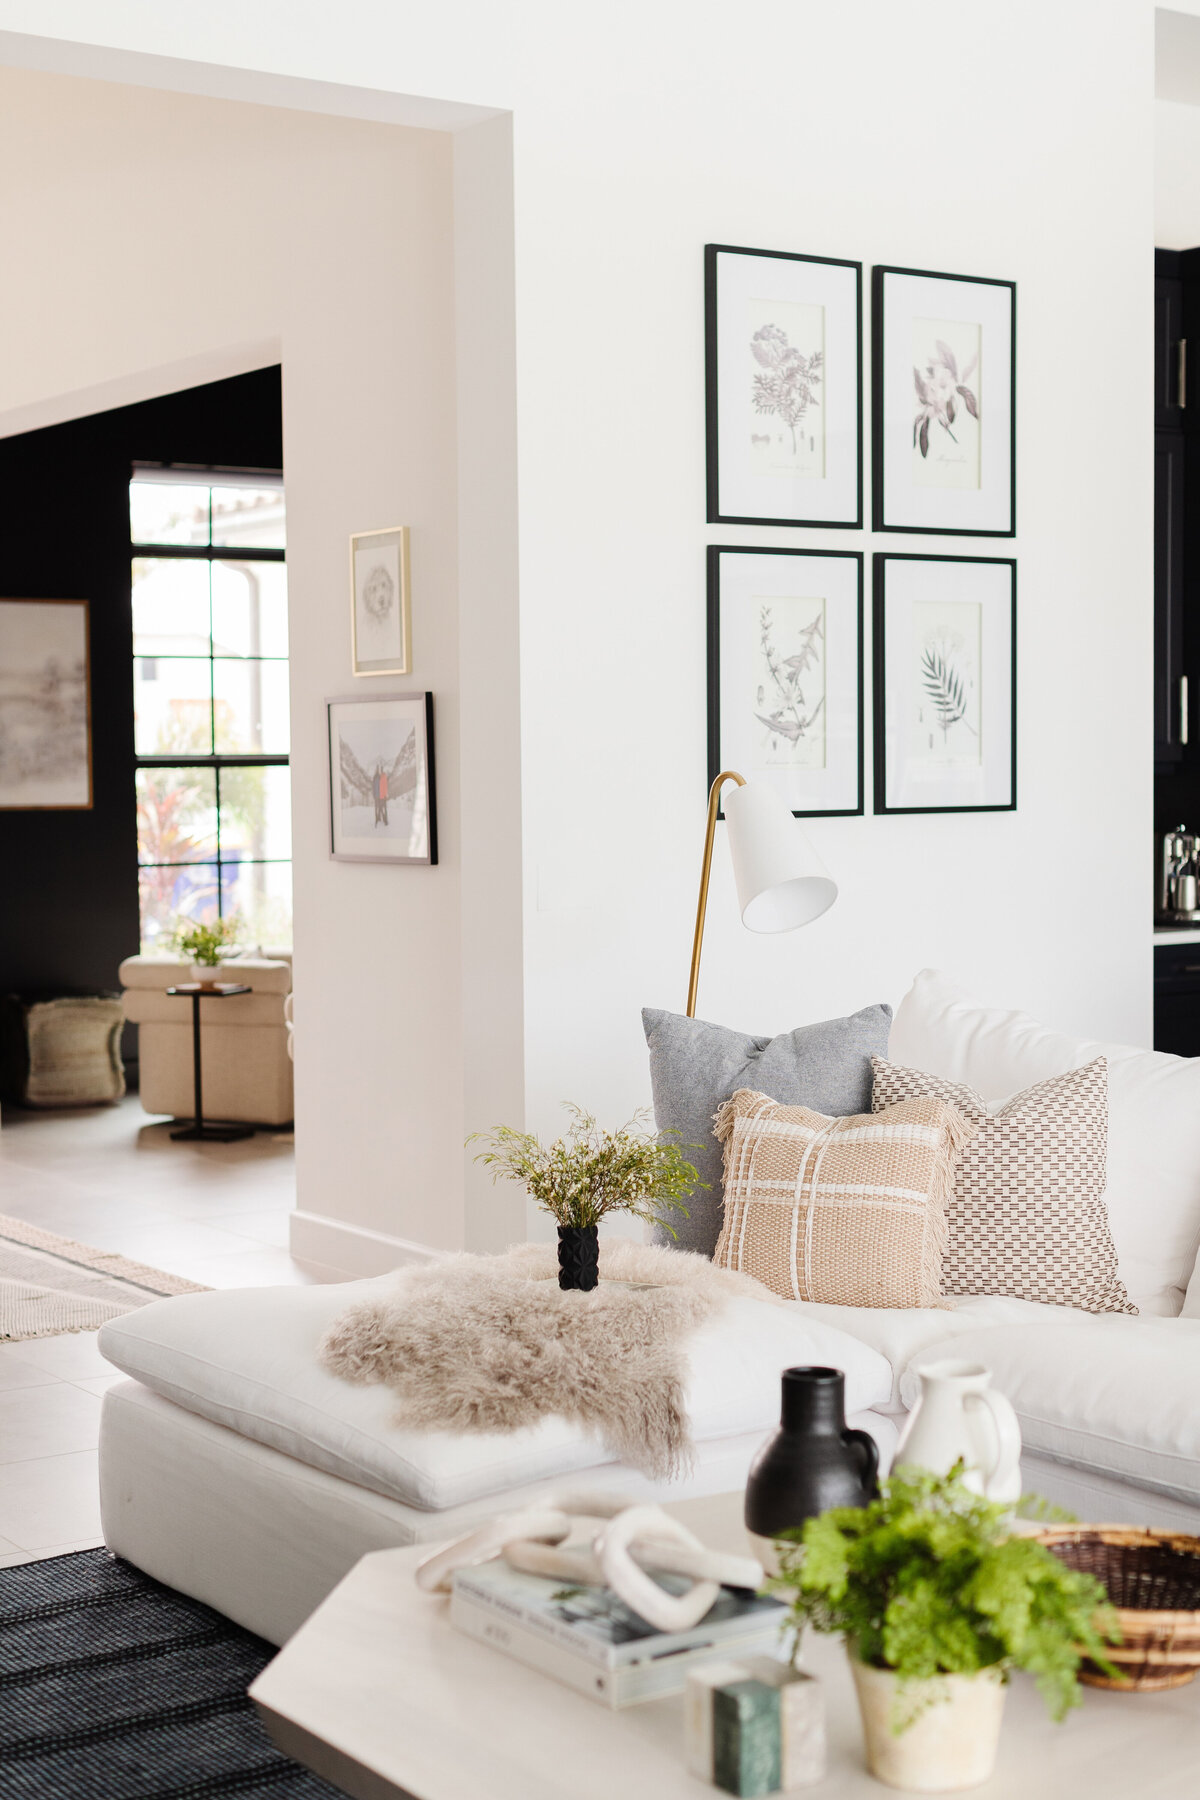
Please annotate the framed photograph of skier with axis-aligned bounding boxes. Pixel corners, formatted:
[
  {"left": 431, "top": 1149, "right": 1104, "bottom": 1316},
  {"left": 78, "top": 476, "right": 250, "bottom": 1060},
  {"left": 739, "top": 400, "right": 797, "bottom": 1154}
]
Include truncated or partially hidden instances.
[
  {"left": 350, "top": 526, "right": 411, "bottom": 677},
  {"left": 708, "top": 546, "right": 863, "bottom": 818},
  {"left": 873, "top": 554, "right": 1016, "bottom": 814},
  {"left": 872, "top": 265, "right": 1016, "bottom": 535},
  {"left": 705, "top": 244, "right": 862, "bottom": 527},
  {"left": 326, "top": 691, "right": 437, "bottom": 864}
]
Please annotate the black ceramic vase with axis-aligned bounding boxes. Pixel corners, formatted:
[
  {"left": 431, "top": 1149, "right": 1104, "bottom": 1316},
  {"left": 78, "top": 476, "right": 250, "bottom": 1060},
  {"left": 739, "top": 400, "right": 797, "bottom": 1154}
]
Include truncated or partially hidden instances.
[
  {"left": 745, "top": 1367, "right": 879, "bottom": 1558},
  {"left": 557, "top": 1224, "right": 599, "bottom": 1291}
]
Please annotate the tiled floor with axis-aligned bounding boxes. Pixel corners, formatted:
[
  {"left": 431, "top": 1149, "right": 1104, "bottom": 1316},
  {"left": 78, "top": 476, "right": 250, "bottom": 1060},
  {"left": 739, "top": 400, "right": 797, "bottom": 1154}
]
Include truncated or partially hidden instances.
[{"left": 0, "top": 1094, "right": 315, "bottom": 1566}]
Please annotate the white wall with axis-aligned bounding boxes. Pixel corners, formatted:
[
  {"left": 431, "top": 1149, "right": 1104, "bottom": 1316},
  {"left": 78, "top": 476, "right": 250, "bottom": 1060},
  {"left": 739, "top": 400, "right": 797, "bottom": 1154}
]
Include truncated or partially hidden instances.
[
  {"left": 0, "top": 0, "right": 1159, "bottom": 1259},
  {"left": 1157, "top": 97, "right": 1200, "bottom": 244}
]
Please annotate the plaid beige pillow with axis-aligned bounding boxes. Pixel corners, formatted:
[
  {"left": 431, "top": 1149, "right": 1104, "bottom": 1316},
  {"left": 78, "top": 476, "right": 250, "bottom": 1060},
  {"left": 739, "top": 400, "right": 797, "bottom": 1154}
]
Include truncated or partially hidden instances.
[
  {"left": 870, "top": 1056, "right": 1135, "bottom": 1316},
  {"left": 712, "top": 1087, "right": 973, "bottom": 1307}
]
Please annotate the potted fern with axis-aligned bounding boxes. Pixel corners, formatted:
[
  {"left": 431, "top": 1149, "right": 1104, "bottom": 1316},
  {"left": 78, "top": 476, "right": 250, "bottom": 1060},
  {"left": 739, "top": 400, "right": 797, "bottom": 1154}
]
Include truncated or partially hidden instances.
[
  {"left": 469, "top": 1105, "right": 703, "bottom": 1290},
  {"left": 772, "top": 1465, "right": 1119, "bottom": 1792}
]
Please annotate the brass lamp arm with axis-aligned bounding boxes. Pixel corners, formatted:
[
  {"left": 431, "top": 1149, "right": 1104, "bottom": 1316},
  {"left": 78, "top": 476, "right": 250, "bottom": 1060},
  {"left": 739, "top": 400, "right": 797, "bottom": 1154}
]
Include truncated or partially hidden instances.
[{"left": 686, "top": 770, "right": 746, "bottom": 1019}]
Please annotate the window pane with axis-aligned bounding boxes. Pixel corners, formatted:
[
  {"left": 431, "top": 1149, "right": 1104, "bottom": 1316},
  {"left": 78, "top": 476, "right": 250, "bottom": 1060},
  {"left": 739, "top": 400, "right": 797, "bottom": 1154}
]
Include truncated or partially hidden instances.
[
  {"left": 213, "top": 659, "right": 289, "bottom": 754},
  {"left": 136, "top": 767, "right": 217, "bottom": 864},
  {"left": 221, "top": 859, "right": 292, "bottom": 950},
  {"left": 130, "top": 480, "right": 210, "bottom": 547},
  {"left": 211, "top": 560, "right": 288, "bottom": 657},
  {"left": 218, "top": 764, "right": 291, "bottom": 862},
  {"left": 134, "top": 657, "right": 213, "bottom": 755},
  {"left": 132, "top": 557, "right": 211, "bottom": 656},
  {"left": 211, "top": 482, "right": 285, "bottom": 550},
  {"left": 138, "top": 863, "right": 220, "bottom": 952}
]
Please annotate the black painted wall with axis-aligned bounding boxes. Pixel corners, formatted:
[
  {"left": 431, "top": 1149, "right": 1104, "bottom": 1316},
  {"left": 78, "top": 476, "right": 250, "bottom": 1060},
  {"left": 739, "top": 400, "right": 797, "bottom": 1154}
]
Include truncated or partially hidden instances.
[{"left": 0, "top": 367, "right": 283, "bottom": 1002}]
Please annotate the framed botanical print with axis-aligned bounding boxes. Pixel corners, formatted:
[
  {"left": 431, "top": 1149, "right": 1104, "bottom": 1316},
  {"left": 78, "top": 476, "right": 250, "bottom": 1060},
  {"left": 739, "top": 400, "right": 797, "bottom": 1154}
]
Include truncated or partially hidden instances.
[
  {"left": 0, "top": 598, "right": 92, "bottom": 810},
  {"left": 327, "top": 691, "right": 437, "bottom": 864},
  {"left": 708, "top": 546, "right": 863, "bottom": 818},
  {"left": 873, "top": 554, "right": 1016, "bottom": 814},
  {"left": 872, "top": 266, "right": 1015, "bottom": 536},
  {"left": 350, "top": 526, "right": 411, "bottom": 677},
  {"left": 706, "top": 244, "right": 862, "bottom": 527}
]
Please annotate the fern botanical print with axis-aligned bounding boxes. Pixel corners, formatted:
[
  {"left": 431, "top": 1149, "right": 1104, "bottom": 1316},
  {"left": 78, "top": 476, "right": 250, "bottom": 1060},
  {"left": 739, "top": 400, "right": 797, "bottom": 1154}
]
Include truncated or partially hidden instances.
[
  {"left": 912, "top": 318, "right": 982, "bottom": 491},
  {"left": 911, "top": 598, "right": 981, "bottom": 767},
  {"left": 747, "top": 298, "right": 826, "bottom": 480},
  {"left": 752, "top": 598, "right": 826, "bottom": 769}
]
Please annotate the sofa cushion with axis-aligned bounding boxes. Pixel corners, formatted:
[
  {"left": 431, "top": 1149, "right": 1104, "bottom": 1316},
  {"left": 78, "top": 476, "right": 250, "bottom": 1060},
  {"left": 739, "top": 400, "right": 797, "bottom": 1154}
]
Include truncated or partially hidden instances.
[
  {"left": 890, "top": 969, "right": 1200, "bottom": 1315},
  {"left": 97, "top": 1276, "right": 893, "bottom": 1513},
  {"left": 897, "top": 1318, "right": 1200, "bottom": 1504},
  {"left": 642, "top": 1002, "right": 893, "bottom": 1257}
]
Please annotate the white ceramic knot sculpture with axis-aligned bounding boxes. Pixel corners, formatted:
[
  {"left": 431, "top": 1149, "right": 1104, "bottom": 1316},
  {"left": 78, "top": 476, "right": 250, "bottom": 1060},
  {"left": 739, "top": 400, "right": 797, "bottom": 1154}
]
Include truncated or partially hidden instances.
[{"left": 415, "top": 1490, "right": 764, "bottom": 1632}]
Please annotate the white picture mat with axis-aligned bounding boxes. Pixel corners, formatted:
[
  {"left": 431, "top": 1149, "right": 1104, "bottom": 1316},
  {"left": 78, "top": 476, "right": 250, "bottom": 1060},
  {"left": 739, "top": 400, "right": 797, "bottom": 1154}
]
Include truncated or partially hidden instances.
[
  {"left": 880, "top": 271, "right": 1013, "bottom": 533},
  {"left": 328, "top": 695, "right": 431, "bottom": 862},
  {"left": 715, "top": 251, "right": 859, "bottom": 523},
  {"left": 881, "top": 559, "right": 1014, "bottom": 810},
  {"left": 717, "top": 552, "right": 860, "bottom": 813},
  {"left": 0, "top": 599, "right": 91, "bottom": 808}
]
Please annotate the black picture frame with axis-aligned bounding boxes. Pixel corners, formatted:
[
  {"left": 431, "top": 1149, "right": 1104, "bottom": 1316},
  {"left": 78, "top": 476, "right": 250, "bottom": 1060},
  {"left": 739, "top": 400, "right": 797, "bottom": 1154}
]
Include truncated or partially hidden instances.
[
  {"left": 872, "top": 264, "right": 1016, "bottom": 537},
  {"left": 873, "top": 553, "right": 1017, "bottom": 815},
  {"left": 326, "top": 689, "right": 438, "bottom": 864},
  {"left": 706, "top": 243, "right": 863, "bottom": 528},
  {"left": 708, "top": 544, "right": 864, "bottom": 818}
]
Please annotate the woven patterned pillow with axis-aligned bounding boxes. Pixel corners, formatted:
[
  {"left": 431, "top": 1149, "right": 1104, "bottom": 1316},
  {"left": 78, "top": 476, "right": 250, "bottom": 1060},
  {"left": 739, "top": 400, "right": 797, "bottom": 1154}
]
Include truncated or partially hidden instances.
[
  {"left": 712, "top": 1087, "right": 973, "bottom": 1307},
  {"left": 870, "top": 1056, "right": 1135, "bottom": 1315}
]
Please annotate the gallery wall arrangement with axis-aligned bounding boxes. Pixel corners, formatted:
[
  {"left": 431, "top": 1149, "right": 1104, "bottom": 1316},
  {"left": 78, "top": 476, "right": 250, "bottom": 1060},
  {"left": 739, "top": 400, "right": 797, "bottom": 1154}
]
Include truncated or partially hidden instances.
[{"left": 703, "top": 245, "right": 1018, "bottom": 821}]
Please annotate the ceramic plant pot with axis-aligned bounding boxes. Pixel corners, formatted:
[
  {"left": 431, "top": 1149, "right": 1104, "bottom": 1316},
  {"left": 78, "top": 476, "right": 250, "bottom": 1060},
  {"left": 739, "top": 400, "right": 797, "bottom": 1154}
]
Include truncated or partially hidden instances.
[
  {"left": 850, "top": 1658, "right": 1006, "bottom": 1792},
  {"left": 557, "top": 1224, "right": 599, "bottom": 1291},
  {"left": 744, "top": 1367, "right": 879, "bottom": 1572},
  {"left": 189, "top": 963, "right": 222, "bottom": 989}
]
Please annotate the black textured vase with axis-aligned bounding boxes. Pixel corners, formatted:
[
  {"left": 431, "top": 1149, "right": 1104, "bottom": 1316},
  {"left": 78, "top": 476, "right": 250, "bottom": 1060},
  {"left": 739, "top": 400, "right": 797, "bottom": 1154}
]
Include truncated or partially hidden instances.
[
  {"left": 744, "top": 1366, "right": 879, "bottom": 1543},
  {"left": 557, "top": 1225, "right": 599, "bottom": 1291}
]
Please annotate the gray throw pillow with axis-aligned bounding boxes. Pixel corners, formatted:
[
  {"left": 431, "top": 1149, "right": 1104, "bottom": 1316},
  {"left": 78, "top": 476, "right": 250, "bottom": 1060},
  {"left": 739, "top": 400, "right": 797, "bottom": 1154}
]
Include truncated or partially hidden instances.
[{"left": 642, "top": 1003, "right": 893, "bottom": 1257}]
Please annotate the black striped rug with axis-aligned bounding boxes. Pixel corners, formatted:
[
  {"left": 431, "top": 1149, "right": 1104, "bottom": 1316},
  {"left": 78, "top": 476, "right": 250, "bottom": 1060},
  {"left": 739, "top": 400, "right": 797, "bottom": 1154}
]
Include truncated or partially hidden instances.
[{"left": 0, "top": 1548, "right": 346, "bottom": 1798}]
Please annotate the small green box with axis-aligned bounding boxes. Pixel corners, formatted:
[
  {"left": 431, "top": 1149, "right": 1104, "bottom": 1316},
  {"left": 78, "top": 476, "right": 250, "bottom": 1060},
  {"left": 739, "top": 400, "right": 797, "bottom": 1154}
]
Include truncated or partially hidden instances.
[{"left": 712, "top": 1677, "right": 782, "bottom": 1796}]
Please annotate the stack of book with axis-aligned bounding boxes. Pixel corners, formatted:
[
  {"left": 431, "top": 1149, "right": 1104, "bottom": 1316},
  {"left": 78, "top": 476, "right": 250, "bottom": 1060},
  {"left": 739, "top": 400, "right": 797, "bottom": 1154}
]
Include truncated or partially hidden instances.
[{"left": 449, "top": 1558, "right": 789, "bottom": 1708}]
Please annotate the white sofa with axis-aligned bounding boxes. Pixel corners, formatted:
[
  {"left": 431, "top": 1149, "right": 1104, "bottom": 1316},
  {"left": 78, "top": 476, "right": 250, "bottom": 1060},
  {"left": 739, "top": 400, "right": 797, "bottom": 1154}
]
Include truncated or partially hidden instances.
[{"left": 97, "top": 970, "right": 1200, "bottom": 1645}]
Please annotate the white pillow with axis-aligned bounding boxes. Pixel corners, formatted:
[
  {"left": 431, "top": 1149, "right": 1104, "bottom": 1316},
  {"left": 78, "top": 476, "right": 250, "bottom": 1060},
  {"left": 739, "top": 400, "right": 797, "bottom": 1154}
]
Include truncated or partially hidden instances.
[
  {"left": 891, "top": 970, "right": 1200, "bottom": 1316},
  {"left": 99, "top": 1276, "right": 892, "bottom": 1512}
]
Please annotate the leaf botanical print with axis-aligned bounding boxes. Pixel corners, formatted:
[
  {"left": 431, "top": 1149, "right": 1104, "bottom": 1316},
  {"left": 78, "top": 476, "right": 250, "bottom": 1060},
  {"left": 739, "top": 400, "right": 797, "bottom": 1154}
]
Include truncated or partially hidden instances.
[
  {"left": 920, "top": 642, "right": 978, "bottom": 747},
  {"left": 755, "top": 604, "right": 825, "bottom": 749},
  {"left": 914, "top": 337, "right": 979, "bottom": 458},
  {"left": 751, "top": 323, "right": 823, "bottom": 455}
]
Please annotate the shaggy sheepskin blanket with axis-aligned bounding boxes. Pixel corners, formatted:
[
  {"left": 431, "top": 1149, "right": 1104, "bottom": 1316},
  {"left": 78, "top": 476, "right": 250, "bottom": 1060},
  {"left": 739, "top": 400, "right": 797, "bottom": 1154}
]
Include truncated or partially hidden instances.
[{"left": 318, "top": 1239, "right": 779, "bottom": 1480}]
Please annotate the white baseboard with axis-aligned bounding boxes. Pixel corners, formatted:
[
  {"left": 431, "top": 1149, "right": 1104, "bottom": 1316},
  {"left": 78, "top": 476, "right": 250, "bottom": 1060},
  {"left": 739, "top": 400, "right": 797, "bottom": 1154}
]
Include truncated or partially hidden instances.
[{"left": 288, "top": 1211, "right": 446, "bottom": 1279}]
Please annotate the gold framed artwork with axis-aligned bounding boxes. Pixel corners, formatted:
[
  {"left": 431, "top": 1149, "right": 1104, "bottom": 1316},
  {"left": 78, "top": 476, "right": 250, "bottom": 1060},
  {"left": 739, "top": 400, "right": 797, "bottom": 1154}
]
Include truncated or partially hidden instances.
[
  {"left": 350, "top": 526, "right": 411, "bottom": 677},
  {"left": 0, "top": 598, "right": 93, "bottom": 810}
]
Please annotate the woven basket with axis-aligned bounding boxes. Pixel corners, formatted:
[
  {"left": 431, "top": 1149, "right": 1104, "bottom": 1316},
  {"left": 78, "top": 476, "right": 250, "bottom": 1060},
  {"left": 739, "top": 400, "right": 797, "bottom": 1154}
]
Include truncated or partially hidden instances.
[{"left": 1035, "top": 1526, "right": 1200, "bottom": 1691}]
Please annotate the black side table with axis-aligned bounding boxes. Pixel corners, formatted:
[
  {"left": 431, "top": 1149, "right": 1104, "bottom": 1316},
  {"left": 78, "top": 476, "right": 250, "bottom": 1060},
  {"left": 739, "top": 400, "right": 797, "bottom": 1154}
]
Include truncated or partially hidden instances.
[{"left": 166, "top": 983, "right": 255, "bottom": 1142}]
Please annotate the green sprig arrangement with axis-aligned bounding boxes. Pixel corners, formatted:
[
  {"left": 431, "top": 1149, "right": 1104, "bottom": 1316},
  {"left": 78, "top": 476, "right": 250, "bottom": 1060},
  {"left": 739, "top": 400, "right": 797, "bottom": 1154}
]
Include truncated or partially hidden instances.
[
  {"left": 772, "top": 1464, "right": 1120, "bottom": 1728},
  {"left": 468, "top": 1104, "right": 704, "bottom": 1237},
  {"left": 175, "top": 916, "right": 240, "bottom": 968}
]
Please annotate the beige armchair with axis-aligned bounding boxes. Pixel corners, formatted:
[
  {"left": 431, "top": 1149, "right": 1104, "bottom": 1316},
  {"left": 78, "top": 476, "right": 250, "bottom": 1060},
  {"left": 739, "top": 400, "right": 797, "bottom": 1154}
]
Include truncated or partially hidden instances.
[{"left": 120, "top": 955, "right": 294, "bottom": 1127}]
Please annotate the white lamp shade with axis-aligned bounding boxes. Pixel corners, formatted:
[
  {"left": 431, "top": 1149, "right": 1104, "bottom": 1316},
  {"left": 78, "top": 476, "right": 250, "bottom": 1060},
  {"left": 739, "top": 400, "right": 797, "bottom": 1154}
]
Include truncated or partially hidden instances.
[{"left": 724, "top": 782, "right": 837, "bottom": 933}]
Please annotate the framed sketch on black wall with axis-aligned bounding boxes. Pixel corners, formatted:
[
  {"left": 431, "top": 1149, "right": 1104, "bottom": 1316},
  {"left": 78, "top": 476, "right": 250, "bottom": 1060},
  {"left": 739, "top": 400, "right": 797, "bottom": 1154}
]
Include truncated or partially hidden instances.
[
  {"left": 708, "top": 546, "right": 863, "bottom": 817},
  {"left": 0, "top": 599, "right": 92, "bottom": 810},
  {"left": 706, "top": 245, "right": 862, "bottom": 527},
  {"left": 873, "top": 554, "right": 1016, "bottom": 814},
  {"left": 872, "top": 265, "right": 1015, "bottom": 535}
]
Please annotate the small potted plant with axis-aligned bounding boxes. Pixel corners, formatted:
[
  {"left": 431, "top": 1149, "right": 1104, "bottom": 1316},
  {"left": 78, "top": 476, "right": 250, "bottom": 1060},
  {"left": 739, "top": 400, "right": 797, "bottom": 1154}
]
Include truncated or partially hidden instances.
[
  {"left": 469, "top": 1105, "right": 703, "bottom": 1290},
  {"left": 772, "top": 1464, "right": 1119, "bottom": 1793},
  {"left": 175, "top": 917, "right": 240, "bottom": 988}
]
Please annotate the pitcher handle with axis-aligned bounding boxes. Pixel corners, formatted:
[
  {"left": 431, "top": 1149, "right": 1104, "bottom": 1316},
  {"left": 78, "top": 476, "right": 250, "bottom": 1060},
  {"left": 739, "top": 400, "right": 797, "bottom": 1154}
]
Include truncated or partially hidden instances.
[
  {"left": 966, "top": 1389, "right": 1022, "bottom": 1498},
  {"left": 842, "top": 1427, "right": 880, "bottom": 1498}
]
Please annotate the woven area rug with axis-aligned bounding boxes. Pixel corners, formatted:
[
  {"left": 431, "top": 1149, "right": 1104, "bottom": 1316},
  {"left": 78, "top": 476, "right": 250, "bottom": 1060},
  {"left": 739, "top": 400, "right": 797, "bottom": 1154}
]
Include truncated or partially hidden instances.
[
  {"left": 0, "top": 1213, "right": 207, "bottom": 1342},
  {"left": 0, "top": 1549, "right": 343, "bottom": 1798}
]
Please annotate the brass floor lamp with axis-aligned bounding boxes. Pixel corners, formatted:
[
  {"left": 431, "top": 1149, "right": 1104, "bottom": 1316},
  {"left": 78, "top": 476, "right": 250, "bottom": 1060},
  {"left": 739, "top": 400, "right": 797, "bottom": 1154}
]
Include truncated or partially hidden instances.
[{"left": 686, "top": 770, "right": 838, "bottom": 1018}]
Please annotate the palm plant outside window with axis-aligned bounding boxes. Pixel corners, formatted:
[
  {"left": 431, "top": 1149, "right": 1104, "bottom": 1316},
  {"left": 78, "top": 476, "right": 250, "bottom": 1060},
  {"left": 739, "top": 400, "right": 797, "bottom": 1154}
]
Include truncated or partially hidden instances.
[{"left": 130, "top": 468, "right": 291, "bottom": 952}]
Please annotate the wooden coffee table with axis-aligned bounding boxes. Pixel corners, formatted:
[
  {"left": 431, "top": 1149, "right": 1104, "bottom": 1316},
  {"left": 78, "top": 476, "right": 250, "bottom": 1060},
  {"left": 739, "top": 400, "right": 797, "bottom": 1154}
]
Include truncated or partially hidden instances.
[{"left": 250, "top": 1493, "right": 1200, "bottom": 1799}]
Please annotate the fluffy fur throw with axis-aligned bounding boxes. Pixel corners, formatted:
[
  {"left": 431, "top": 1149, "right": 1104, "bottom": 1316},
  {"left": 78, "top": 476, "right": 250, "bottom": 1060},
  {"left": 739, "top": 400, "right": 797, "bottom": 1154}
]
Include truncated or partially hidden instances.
[{"left": 318, "top": 1239, "right": 780, "bottom": 1480}]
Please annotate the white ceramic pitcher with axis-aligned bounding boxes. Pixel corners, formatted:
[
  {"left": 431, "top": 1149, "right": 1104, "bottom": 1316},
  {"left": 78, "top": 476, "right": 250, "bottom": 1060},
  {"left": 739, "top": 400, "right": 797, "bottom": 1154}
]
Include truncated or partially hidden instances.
[{"left": 893, "top": 1359, "right": 1022, "bottom": 1504}]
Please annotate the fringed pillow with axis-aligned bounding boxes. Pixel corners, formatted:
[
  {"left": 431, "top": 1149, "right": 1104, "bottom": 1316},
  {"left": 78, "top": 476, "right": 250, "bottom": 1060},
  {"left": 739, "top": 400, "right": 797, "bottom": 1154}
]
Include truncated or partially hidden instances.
[{"left": 713, "top": 1087, "right": 973, "bottom": 1307}]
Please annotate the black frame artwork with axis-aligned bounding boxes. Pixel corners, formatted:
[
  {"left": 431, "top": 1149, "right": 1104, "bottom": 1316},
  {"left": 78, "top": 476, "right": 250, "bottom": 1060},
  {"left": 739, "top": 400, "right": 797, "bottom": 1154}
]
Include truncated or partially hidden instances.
[
  {"left": 326, "top": 690, "right": 438, "bottom": 865},
  {"left": 873, "top": 553, "right": 1017, "bottom": 815},
  {"left": 708, "top": 545, "right": 864, "bottom": 819},
  {"left": 872, "top": 264, "right": 1016, "bottom": 537},
  {"left": 706, "top": 243, "right": 863, "bottom": 528}
]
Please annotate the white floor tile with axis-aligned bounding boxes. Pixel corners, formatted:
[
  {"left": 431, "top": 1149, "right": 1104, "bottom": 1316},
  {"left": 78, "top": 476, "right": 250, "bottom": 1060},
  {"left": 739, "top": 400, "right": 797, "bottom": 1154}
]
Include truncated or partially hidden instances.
[
  {"left": 0, "top": 1383, "right": 102, "bottom": 1463},
  {"left": 0, "top": 1333, "right": 114, "bottom": 1380},
  {"left": 0, "top": 1536, "right": 105, "bottom": 1566},
  {"left": 70, "top": 1373, "right": 128, "bottom": 1397},
  {"left": 0, "top": 1450, "right": 101, "bottom": 1548},
  {"left": 0, "top": 1350, "right": 64, "bottom": 1392},
  {"left": 204, "top": 1209, "right": 292, "bottom": 1247}
]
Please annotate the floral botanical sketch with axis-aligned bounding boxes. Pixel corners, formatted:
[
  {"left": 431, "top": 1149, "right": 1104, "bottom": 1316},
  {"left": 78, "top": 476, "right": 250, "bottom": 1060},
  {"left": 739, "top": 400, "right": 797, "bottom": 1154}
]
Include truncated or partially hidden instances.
[
  {"left": 748, "top": 298, "right": 826, "bottom": 480},
  {"left": 0, "top": 600, "right": 90, "bottom": 808},
  {"left": 910, "top": 598, "right": 981, "bottom": 767},
  {"left": 912, "top": 318, "right": 981, "bottom": 491},
  {"left": 752, "top": 597, "right": 827, "bottom": 770}
]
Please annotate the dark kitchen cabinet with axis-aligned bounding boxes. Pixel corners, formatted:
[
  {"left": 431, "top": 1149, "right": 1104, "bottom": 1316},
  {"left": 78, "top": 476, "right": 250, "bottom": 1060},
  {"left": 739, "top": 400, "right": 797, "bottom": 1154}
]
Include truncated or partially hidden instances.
[
  {"left": 1157, "top": 431, "right": 1186, "bottom": 766},
  {"left": 1157, "top": 263, "right": 1185, "bottom": 428}
]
